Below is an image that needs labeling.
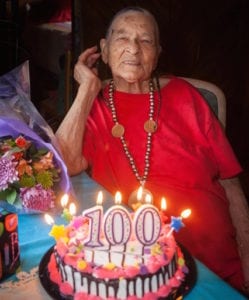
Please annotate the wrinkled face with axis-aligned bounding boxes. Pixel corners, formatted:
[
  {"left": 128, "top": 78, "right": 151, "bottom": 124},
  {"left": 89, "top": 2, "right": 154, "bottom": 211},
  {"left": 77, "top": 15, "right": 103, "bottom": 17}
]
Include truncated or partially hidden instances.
[{"left": 101, "top": 11, "right": 161, "bottom": 84}]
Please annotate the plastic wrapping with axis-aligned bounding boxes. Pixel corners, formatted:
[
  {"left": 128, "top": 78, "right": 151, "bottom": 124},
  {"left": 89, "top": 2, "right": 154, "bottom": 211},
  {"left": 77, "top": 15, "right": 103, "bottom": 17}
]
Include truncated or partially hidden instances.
[{"left": 0, "top": 61, "right": 71, "bottom": 213}]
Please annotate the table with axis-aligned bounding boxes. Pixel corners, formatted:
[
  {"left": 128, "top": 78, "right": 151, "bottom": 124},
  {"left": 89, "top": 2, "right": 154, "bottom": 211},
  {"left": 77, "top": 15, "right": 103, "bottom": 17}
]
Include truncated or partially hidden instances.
[{"left": 0, "top": 172, "right": 247, "bottom": 300}]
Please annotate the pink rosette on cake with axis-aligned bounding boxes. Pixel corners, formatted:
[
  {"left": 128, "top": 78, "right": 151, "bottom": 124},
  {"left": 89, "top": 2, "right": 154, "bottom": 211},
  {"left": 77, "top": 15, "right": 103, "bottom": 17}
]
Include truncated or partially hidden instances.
[{"left": 0, "top": 62, "right": 71, "bottom": 213}]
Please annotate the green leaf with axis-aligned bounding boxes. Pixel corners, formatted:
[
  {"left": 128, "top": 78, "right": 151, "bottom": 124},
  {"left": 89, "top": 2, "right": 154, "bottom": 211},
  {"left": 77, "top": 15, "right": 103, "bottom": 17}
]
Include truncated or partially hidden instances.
[
  {"left": 6, "top": 189, "right": 17, "bottom": 205},
  {"left": 10, "top": 146, "right": 23, "bottom": 153},
  {"left": 0, "top": 188, "right": 17, "bottom": 204},
  {"left": 32, "top": 148, "right": 48, "bottom": 160}
]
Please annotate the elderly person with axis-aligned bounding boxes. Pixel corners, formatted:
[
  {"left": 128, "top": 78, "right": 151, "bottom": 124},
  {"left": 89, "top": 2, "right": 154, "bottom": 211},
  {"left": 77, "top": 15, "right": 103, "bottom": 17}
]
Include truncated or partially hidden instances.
[{"left": 56, "top": 7, "right": 249, "bottom": 295}]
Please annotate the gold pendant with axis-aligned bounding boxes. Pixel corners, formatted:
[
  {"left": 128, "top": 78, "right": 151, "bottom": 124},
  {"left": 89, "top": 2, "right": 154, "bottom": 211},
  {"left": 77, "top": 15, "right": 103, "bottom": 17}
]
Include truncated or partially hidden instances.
[
  {"left": 112, "top": 123, "right": 125, "bottom": 137},
  {"left": 128, "top": 187, "right": 154, "bottom": 210},
  {"left": 144, "top": 119, "right": 157, "bottom": 133}
]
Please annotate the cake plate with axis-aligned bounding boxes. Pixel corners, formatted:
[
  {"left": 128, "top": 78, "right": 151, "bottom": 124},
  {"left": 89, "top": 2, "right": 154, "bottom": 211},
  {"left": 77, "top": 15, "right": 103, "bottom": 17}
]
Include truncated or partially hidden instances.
[{"left": 39, "top": 244, "right": 197, "bottom": 300}]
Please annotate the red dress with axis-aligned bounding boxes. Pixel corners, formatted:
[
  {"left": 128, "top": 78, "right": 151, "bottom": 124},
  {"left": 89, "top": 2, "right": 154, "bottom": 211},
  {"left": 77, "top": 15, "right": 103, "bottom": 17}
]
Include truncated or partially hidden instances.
[{"left": 82, "top": 77, "right": 244, "bottom": 291}]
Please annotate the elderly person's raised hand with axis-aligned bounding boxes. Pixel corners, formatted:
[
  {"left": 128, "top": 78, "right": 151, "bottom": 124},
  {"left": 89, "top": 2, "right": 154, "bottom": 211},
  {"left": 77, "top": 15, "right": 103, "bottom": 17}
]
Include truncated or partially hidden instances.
[
  {"left": 56, "top": 46, "right": 102, "bottom": 175},
  {"left": 74, "top": 45, "right": 101, "bottom": 87}
]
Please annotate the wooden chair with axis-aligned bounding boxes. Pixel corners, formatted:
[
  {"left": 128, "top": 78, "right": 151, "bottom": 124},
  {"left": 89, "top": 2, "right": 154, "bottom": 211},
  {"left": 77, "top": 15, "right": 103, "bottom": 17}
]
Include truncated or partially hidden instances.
[{"left": 180, "top": 78, "right": 249, "bottom": 294}]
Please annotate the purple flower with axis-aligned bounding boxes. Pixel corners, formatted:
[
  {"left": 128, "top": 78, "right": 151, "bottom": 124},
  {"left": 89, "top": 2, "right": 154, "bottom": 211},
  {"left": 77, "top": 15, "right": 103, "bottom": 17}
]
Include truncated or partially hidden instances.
[
  {"left": 0, "top": 155, "right": 19, "bottom": 190},
  {"left": 20, "top": 184, "right": 55, "bottom": 211}
]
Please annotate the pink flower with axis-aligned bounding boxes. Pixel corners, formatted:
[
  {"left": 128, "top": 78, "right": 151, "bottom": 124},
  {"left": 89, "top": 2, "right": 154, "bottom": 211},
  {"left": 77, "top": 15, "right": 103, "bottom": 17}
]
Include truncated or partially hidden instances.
[
  {"left": 20, "top": 184, "right": 55, "bottom": 211},
  {"left": 0, "top": 155, "right": 19, "bottom": 190}
]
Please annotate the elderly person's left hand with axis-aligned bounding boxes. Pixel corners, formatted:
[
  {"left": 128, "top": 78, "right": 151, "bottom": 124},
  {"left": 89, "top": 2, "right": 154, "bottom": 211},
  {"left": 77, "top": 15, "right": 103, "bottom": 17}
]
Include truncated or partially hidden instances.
[{"left": 220, "top": 177, "right": 249, "bottom": 297}]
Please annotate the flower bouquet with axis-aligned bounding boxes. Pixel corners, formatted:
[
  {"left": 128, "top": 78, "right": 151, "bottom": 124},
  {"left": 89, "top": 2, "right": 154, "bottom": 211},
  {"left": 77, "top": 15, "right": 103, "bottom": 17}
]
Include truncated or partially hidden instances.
[
  {"left": 0, "top": 62, "right": 71, "bottom": 213},
  {"left": 1, "top": 134, "right": 59, "bottom": 211}
]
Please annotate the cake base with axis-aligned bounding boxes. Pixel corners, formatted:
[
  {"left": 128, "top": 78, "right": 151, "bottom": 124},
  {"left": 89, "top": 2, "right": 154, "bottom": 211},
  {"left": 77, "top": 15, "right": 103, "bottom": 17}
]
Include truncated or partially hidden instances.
[{"left": 39, "top": 245, "right": 197, "bottom": 300}]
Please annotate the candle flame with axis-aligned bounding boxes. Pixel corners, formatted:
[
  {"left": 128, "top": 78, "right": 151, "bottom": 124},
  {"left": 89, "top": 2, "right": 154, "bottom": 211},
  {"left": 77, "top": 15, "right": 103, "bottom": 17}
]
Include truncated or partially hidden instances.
[
  {"left": 61, "top": 194, "right": 69, "bottom": 208},
  {"left": 137, "top": 187, "right": 143, "bottom": 201},
  {"left": 181, "top": 209, "right": 191, "bottom": 219},
  {"left": 145, "top": 194, "right": 152, "bottom": 204},
  {"left": 44, "top": 213, "right": 55, "bottom": 225},
  {"left": 97, "top": 191, "right": 103, "bottom": 205},
  {"left": 161, "top": 197, "right": 167, "bottom": 211},
  {"left": 115, "top": 191, "right": 122, "bottom": 204},
  {"left": 69, "top": 203, "right": 76, "bottom": 215}
]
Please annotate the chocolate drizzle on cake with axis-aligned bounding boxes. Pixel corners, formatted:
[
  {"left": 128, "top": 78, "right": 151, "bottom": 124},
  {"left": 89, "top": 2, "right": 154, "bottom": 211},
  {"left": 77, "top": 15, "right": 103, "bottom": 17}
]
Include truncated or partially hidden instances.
[{"left": 53, "top": 249, "right": 183, "bottom": 299}]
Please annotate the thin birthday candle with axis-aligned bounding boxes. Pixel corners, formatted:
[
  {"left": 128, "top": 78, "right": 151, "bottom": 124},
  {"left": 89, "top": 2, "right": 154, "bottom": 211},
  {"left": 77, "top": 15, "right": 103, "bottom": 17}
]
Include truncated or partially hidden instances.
[
  {"left": 160, "top": 197, "right": 168, "bottom": 224},
  {"left": 44, "top": 213, "right": 55, "bottom": 225},
  {"left": 61, "top": 194, "right": 75, "bottom": 222},
  {"left": 167, "top": 209, "right": 191, "bottom": 237}
]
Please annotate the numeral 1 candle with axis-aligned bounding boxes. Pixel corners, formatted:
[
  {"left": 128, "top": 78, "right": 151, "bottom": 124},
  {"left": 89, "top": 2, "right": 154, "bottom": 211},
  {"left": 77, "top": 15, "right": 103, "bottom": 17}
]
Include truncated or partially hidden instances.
[{"left": 82, "top": 191, "right": 104, "bottom": 247}]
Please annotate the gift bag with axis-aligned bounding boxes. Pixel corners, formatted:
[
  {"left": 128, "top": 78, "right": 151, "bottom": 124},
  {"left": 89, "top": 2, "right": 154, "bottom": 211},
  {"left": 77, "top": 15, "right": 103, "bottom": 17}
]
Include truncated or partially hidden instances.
[{"left": 0, "top": 61, "right": 71, "bottom": 213}]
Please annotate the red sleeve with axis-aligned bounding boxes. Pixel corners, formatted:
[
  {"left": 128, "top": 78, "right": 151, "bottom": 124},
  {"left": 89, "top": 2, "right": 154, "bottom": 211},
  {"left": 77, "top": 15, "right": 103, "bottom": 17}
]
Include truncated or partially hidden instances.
[
  {"left": 204, "top": 103, "right": 242, "bottom": 179},
  {"left": 179, "top": 77, "right": 243, "bottom": 179}
]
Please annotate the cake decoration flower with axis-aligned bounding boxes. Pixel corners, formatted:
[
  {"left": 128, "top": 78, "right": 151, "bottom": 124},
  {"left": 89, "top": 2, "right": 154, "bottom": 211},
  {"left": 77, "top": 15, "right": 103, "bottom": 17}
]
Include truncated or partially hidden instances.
[
  {"left": 140, "top": 264, "right": 149, "bottom": 275},
  {"left": 151, "top": 243, "right": 163, "bottom": 255},
  {"left": 104, "top": 262, "right": 116, "bottom": 270},
  {"left": 77, "top": 260, "right": 87, "bottom": 271}
]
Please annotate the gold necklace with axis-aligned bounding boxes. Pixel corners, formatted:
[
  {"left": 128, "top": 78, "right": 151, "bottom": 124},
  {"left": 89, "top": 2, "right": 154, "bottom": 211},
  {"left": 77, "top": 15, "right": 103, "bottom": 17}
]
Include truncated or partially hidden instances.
[{"left": 108, "top": 79, "right": 157, "bottom": 208}]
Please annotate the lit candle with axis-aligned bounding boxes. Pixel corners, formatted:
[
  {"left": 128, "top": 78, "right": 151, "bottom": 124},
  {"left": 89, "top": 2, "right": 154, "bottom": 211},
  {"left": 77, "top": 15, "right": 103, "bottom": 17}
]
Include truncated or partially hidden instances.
[
  {"left": 130, "top": 187, "right": 143, "bottom": 211},
  {"left": 61, "top": 194, "right": 69, "bottom": 208},
  {"left": 60, "top": 194, "right": 76, "bottom": 223},
  {"left": 161, "top": 197, "right": 167, "bottom": 210},
  {"left": 137, "top": 186, "right": 143, "bottom": 200},
  {"left": 103, "top": 191, "right": 132, "bottom": 245},
  {"left": 69, "top": 203, "right": 76, "bottom": 216},
  {"left": 160, "top": 197, "right": 168, "bottom": 224},
  {"left": 167, "top": 209, "right": 191, "bottom": 237},
  {"left": 145, "top": 193, "right": 152, "bottom": 204},
  {"left": 96, "top": 191, "right": 103, "bottom": 205},
  {"left": 44, "top": 213, "right": 55, "bottom": 225},
  {"left": 133, "top": 193, "right": 161, "bottom": 246},
  {"left": 82, "top": 191, "right": 104, "bottom": 247}
]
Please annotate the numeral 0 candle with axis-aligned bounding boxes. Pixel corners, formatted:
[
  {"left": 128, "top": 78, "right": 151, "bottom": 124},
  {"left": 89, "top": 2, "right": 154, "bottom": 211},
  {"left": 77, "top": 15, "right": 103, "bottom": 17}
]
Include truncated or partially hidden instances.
[
  {"left": 103, "top": 192, "right": 132, "bottom": 245},
  {"left": 133, "top": 194, "right": 161, "bottom": 245}
]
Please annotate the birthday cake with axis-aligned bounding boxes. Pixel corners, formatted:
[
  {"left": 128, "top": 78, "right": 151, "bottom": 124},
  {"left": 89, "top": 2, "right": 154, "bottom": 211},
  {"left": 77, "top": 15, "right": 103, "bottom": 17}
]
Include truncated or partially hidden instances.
[{"left": 46, "top": 201, "right": 191, "bottom": 300}]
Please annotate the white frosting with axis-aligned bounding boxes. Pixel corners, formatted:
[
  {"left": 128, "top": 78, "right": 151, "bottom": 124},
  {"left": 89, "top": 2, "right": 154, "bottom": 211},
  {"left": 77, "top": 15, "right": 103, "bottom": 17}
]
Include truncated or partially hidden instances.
[{"left": 83, "top": 238, "right": 170, "bottom": 268}]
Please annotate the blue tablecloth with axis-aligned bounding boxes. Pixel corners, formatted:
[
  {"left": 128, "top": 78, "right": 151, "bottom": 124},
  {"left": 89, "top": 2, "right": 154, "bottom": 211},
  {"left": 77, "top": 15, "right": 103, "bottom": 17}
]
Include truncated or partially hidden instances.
[{"left": 0, "top": 172, "right": 247, "bottom": 300}]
